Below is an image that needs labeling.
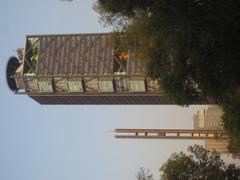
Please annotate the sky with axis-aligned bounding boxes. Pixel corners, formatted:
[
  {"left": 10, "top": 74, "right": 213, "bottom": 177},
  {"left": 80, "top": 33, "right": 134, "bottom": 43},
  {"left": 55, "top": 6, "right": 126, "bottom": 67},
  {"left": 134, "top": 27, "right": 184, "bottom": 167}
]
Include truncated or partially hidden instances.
[{"left": 0, "top": 1, "right": 235, "bottom": 180}]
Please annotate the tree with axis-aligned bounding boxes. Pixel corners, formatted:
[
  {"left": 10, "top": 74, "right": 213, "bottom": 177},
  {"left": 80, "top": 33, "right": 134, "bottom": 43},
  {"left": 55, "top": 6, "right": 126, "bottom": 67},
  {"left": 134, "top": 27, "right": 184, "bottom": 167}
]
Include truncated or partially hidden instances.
[
  {"left": 228, "top": 135, "right": 240, "bottom": 159},
  {"left": 96, "top": 0, "right": 153, "bottom": 17},
  {"left": 160, "top": 145, "right": 240, "bottom": 180},
  {"left": 95, "top": 0, "right": 240, "bottom": 135},
  {"left": 136, "top": 167, "right": 154, "bottom": 180}
]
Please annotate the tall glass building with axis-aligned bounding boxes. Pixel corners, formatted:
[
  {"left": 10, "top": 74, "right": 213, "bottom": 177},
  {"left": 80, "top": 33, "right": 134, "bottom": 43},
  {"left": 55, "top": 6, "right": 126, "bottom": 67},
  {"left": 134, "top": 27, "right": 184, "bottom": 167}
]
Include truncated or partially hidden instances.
[{"left": 6, "top": 33, "right": 215, "bottom": 105}]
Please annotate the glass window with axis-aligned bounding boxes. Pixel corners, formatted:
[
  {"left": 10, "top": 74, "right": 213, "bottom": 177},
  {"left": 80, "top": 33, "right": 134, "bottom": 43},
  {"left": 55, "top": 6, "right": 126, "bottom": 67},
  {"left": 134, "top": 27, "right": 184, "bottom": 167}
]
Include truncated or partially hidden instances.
[
  {"left": 128, "top": 80, "right": 146, "bottom": 92},
  {"left": 67, "top": 81, "right": 83, "bottom": 92},
  {"left": 37, "top": 81, "right": 53, "bottom": 92},
  {"left": 98, "top": 81, "right": 114, "bottom": 92}
]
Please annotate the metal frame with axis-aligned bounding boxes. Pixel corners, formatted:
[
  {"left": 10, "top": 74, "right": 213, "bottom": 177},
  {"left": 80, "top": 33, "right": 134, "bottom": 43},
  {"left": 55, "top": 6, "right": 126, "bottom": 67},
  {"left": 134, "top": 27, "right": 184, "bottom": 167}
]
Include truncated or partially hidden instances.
[
  {"left": 113, "top": 53, "right": 128, "bottom": 74},
  {"left": 23, "top": 38, "right": 40, "bottom": 74}
]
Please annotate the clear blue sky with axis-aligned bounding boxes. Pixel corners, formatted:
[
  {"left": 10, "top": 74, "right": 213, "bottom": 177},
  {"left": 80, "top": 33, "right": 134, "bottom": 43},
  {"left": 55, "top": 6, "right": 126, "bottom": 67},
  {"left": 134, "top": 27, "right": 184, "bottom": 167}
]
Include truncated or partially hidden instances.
[{"left": 0, "top": 1, "right": 216, "bottom": 180}]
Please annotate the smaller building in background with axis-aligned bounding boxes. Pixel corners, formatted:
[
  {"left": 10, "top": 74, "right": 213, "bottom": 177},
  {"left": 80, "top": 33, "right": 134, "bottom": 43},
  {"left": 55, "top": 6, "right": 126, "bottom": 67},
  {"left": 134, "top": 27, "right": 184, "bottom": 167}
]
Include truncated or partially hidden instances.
[
  {"left": 193, "top": 106, "right": 228, "bottom": 153},
  {"left": 193, "top": 106, "right": 223, "bottom": 130}
]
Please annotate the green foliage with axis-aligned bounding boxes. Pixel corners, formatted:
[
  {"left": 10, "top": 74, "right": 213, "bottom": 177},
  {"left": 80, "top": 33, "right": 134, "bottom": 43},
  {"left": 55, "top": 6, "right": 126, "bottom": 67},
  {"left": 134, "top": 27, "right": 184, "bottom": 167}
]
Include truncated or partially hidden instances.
[
  {"left": 136, "top": 167, "right": 154, "bottom": 180},
  {"left": 95, "top": 0, "right": 240, "bottom": 134},
  {"left": 160, "top": 145, "right": 240, "bottom": 180},
  {"left": 228, "top": 135, "right": 240, "bottom": 159},
  {"left": 97, "top": 0, "right": 152, "bottom": 17},
  {"left": 160, "top": 152, "right": 196, "bottom": 180},
  {"left": 222, "top": 100, "right": 240, "bottom": 135}
]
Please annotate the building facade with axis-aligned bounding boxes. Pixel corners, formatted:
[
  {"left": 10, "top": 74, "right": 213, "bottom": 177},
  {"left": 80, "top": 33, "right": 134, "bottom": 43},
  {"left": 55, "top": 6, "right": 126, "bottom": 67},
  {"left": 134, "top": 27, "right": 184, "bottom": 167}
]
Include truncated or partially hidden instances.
[
  {"left": 193, "top": 106, "right": 223, "bottom": 130},
  {"left": 193, "top": 106, "right": 228, "bottom": 153},
  {"left": 7, "top": 33, "right": 215, "bottom": 104}
]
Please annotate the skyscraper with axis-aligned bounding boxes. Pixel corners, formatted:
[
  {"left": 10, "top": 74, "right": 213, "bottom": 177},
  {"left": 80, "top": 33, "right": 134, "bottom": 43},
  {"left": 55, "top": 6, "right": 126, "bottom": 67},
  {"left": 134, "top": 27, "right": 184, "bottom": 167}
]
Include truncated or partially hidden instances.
[{"left": 6, "top": 33, "right": 215, "bottom": 104}]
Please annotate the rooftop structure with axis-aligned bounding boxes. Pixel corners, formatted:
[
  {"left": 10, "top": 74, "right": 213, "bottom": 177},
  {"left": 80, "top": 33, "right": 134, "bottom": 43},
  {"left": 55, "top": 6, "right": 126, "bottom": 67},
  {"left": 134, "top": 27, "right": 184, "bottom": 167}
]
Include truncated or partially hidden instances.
[{"left": 6, "top": 33, "right": 216, "bottom": 104}]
